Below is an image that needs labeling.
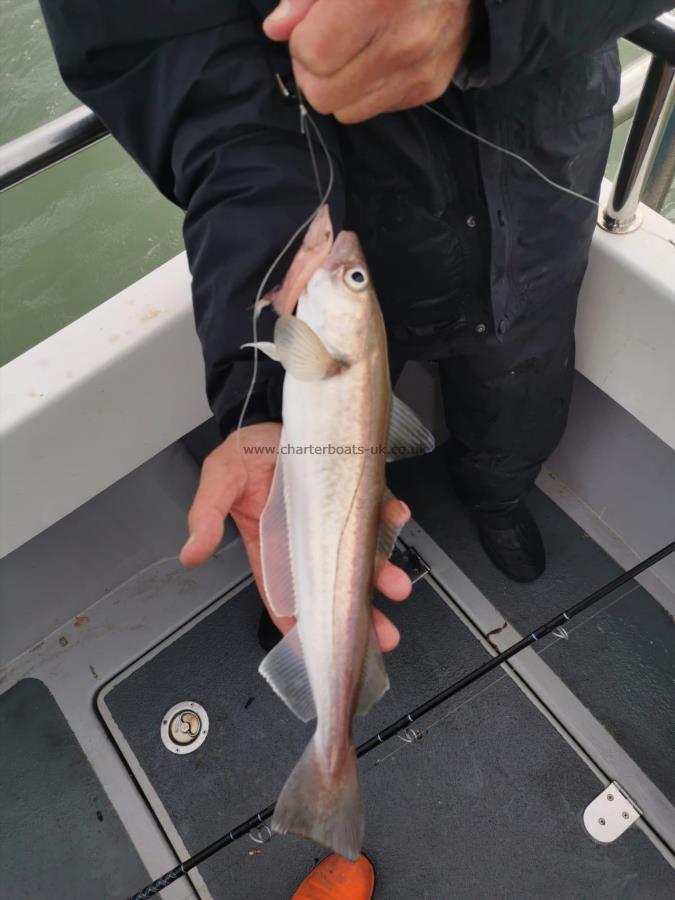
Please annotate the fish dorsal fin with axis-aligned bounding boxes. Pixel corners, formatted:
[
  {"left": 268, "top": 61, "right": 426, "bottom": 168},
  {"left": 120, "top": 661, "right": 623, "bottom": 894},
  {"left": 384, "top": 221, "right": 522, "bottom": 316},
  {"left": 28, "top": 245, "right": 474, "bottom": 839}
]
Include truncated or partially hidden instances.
[
  {"left": 274, "top": 315, "right": 342, "bottom": 380},
  {"left": 387, "top": 395, "right": 435, "bottom": 462},
  {"left": 259, "top": 625, "right": 316, "bottom": 722},
  {"left": 356, "top": 627, "right": 390, "bottom": 716},
  {"left": 259, "top": 448, "right": 296, "bottom": 620}
]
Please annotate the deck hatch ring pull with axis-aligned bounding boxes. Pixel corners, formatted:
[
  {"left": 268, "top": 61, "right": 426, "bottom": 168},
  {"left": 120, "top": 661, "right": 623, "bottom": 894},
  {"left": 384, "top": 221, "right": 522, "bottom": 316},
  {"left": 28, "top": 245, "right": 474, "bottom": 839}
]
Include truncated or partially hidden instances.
[{"left": 160, "top": 701, "right": 209, "bottom": 755}]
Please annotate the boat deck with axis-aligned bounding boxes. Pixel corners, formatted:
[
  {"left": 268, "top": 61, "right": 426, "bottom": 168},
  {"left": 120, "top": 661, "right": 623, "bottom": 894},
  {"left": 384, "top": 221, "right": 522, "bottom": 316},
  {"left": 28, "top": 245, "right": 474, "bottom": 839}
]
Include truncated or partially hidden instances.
[{"left": 1, "top": 432, "right": 673, "bottom": 899}]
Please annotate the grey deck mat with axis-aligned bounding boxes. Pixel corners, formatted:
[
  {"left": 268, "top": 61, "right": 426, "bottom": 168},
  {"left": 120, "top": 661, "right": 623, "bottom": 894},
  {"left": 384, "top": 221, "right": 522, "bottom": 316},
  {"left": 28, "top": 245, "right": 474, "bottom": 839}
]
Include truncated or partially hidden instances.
[
  {"left": 388, "top": 446, "right": 675, "bottom": 803},
  {"left": 102, "top": 580, "right": 674, "bottom": 900},
  {"left": 0, "top": 678, "right": 148, "bottom": 900}
]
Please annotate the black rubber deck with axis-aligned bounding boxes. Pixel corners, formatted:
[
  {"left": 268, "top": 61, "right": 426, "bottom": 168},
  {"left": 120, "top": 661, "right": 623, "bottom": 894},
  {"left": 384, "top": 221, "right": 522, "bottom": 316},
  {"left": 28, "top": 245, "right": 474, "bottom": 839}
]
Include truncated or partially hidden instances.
[
  {"left": 102, "top": 580, "right": 673, "bottom": 900},
  {"left": 389, "top": 446, "right": 675, "bottom": 804},
  {"left": 0, "top": 678, "right": 149, "bottom": 900}
]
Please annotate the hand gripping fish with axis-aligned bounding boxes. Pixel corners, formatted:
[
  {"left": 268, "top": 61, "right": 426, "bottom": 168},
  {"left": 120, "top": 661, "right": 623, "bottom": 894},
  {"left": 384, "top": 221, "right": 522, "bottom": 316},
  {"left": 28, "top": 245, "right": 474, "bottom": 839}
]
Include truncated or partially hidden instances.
[{"left": 245, "top": 206, "right": 434, "bottom": 860}]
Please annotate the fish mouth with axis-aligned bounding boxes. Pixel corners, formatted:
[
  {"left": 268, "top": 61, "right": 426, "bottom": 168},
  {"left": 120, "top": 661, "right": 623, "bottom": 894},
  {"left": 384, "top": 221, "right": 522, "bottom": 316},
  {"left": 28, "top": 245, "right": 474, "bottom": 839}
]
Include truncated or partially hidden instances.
[
  {"left": 263, "top": 205, "right": 333, "bottom": 317},
  {"left": 325, "top": 230, "right": 365, "bottom": 272},
  {"left": 262, "top": 208, "right": 366, "bottom": 317}
]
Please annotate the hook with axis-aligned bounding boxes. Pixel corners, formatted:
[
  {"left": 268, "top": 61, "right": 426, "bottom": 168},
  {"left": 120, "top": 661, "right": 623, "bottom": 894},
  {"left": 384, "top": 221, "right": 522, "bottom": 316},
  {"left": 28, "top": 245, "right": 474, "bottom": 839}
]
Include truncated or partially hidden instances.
[
  {"left": 397, "top": 726, "right": 423, "bottom": 744},
  {"left": 249, "top": 824, "right": 272, "bottom": 845}
]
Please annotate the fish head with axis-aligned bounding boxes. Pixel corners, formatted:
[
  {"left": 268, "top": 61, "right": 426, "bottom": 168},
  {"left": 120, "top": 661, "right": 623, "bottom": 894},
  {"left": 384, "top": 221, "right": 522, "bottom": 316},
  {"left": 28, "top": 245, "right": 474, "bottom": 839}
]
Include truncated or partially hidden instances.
[{"left": 298, "top": 228, "right": 380, "bottom": 364}]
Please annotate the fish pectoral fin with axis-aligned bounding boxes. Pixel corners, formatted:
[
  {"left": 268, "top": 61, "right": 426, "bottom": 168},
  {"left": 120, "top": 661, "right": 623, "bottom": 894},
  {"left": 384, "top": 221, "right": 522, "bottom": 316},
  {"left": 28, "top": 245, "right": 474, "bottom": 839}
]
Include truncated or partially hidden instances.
[
  {"left": 273, "top": 315, "right": 343, "bottom": 380},
  {"left": 240, "top": 341, "right": 280, "bottom": 361},
  {"left": 376, "top": 486, "right": 407, "bottom": 570},
  {"left": 386, "top": 395, "right": 435, "bottom": 462},
  {"left": 356, "top": 627, "right": 390, "bottom": 716},
  {"left": 259, "top": 449, "right": 296, "bottom": 619},
  {"left": 259, "top": 625, "right": 316, "bottom": 722}
]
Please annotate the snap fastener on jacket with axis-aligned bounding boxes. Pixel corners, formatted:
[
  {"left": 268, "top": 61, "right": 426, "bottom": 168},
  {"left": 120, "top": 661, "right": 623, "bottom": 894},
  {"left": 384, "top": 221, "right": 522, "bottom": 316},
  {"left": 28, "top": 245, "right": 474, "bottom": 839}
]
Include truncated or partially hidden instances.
[
  {"left": 475, "top": 323, "right": 486, "bottom": 334},
  {"left": 498, "top": 319, "right": 507, "bottom": 334},
  {"left": 466, "top": 215, "right": 477, "bottom": 228}
]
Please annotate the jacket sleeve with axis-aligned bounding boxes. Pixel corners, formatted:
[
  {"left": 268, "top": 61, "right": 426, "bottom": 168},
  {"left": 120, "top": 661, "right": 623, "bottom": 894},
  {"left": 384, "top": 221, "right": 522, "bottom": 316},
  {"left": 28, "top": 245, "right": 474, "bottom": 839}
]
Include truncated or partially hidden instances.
[
  {"left": 457, "top": 0, "right": 673, "bottom": 88},
  {"left": 38, "top": 0, "right": 343, "bottom": 437}
]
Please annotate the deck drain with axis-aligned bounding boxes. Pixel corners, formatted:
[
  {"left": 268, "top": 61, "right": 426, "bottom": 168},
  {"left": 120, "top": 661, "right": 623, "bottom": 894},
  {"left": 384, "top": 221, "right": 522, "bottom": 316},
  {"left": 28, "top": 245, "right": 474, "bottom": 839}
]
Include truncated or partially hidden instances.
[{"left": 160, "top": 701, "right": 209, "bottom": 755}]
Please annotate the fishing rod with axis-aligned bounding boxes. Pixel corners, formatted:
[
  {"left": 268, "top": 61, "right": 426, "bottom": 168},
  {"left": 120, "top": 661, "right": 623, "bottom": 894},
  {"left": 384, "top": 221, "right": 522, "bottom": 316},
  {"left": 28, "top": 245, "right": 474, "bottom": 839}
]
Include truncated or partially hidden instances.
[{"left": 128, "top": 539, "right": 675, "bottom": 899}]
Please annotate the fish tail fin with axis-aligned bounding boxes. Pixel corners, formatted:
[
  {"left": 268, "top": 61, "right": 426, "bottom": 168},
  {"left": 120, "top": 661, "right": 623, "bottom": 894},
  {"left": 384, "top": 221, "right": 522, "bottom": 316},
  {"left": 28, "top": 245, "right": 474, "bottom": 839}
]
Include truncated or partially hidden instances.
[{"left": 272, "top": 736, "right": 363, "bottom": 861}]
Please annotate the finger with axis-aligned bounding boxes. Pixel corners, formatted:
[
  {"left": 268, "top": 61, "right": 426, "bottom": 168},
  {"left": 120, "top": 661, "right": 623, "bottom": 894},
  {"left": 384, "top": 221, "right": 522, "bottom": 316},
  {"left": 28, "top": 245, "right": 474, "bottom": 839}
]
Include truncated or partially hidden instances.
[
  {"left": 372, "top": 607, "right": 400, "bottom": 652},
  {"left": 381, "top": 497, "right": 410, "bottom": 532},
  {"left": 263, "top": 0, "right": 318, "bottom": 42},
  {"left": 289, "top": 0, "right": 380, "bottom": 77},
  {"left": 295, "top": 17, "right": 455, "bottom": 120},
  {"left": 292, "top": 55, "right": 387, "bottom": 118},
  {"left": 180, "top": 510, "right": 225, "bottom": 567},
  {"left": 333, "top": 66, "right": 448, "bottom": 124},
  {"left": 180, "top": 449, "right": 244, "bottom": 567},
  {"left": 376, "top": 561, "right": 412, "bottom": 601}
]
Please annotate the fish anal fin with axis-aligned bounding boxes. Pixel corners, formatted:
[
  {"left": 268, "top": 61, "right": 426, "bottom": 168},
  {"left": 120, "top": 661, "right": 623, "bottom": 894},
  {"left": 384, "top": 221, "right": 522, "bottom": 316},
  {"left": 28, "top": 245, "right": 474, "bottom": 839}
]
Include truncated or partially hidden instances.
[
  {"left": 259, "top": 450, "right": 295, "bottom": 619},
  {"left": 259, "top": 626, "right": 316, "bottom": 722},
  {"left": 387, "top": 395, "right": 435, "bottom": 462},
  {"left": 356, "top": 627, "right": 390, "bottom": 716}
]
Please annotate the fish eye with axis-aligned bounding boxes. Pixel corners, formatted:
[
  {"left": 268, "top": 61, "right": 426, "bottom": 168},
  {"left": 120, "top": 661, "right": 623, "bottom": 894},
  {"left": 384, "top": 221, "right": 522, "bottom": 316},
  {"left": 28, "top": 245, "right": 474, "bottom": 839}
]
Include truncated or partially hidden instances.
[{"left": 344, "top": 267, "right": 368, "bottom": 291}]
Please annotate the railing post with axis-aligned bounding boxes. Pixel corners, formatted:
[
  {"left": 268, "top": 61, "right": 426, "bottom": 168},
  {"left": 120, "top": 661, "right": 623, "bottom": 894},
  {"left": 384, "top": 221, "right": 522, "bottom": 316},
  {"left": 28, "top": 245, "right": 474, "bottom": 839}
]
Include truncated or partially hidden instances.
[
  {"left": 600, "top": 56, "right": 674, "bottom": 233},
  {"left": 641, "top": 111, "right": 675, "bottom": 213}
]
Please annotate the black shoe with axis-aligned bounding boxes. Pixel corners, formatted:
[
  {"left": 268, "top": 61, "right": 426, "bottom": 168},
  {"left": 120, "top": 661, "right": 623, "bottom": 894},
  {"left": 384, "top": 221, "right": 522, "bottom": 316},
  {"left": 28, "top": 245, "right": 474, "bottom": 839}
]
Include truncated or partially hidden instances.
[
  {"left": 475, "top": 501, "right": 545, "bottom": 582},
  {"left": 258, "top": 606, "right": 282, "bottom": 652}
]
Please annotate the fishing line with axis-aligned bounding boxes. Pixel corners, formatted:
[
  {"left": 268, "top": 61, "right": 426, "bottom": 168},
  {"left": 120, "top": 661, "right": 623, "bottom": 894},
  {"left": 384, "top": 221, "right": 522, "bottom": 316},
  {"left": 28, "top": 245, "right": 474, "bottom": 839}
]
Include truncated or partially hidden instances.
[
  {"left": 236, "top": 97, "right": 596, "bottom": 440},
  {"left": 368, "top": 579, "right": 642, "bottom": 771},
  {"left": 423, "top": 103, "right": 600, "bottom": 209},
  {"left": 128, "top": 539, "right": 674, "bottom": 900},
  {"left": 235, "top": 102, "right": 335, "bottom": 442},
  {"left": 299, "top": 87, "right": 325, "bottom": 203}
]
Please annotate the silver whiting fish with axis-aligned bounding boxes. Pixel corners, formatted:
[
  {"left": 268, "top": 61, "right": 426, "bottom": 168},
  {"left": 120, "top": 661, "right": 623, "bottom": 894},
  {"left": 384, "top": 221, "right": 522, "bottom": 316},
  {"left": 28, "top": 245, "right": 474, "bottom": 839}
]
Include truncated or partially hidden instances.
[{"left": 246, "top": 206, "right": 434, "bottom": 860}]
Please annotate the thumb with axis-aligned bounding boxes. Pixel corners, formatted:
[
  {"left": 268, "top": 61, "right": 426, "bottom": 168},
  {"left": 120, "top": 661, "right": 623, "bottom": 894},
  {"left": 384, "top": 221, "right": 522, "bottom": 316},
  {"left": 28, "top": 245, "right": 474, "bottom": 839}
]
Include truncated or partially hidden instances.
[
  {"left": 179, "top": 449, "right": 244, "bottom": 567},
  {"left": 263, "top": 0, "right": 317, "bottom": 41}
]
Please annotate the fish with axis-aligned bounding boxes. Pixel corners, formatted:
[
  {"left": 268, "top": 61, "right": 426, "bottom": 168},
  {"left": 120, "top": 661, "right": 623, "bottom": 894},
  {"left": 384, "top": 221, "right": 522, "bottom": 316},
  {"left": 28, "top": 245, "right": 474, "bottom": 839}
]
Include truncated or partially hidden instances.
[{"left": 246, "top": 205, "right": 434, "bottom": 860}]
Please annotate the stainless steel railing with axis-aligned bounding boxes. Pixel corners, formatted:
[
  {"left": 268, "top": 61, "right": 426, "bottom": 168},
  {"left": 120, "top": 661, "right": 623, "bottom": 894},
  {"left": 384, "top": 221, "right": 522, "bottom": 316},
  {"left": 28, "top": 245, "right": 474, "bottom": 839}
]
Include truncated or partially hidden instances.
[
  {"left": 600, "top": 50, "right": 674, "bottom": 233},
  {"left": 614, "top": 57, "right": 651, "bottom": 127},
  {"left": 1, "top": 15, "right": 674, "bottom": 233},
  {"left": 0, "top": 106, "right": 107, "bottom": 191}
]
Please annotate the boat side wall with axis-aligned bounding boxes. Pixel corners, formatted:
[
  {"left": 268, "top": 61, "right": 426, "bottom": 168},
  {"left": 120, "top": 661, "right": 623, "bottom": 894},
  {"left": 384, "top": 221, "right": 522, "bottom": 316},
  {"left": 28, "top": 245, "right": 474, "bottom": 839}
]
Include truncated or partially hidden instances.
[{"left": 1, "top": 181, "right": 673, "bottom": 567}]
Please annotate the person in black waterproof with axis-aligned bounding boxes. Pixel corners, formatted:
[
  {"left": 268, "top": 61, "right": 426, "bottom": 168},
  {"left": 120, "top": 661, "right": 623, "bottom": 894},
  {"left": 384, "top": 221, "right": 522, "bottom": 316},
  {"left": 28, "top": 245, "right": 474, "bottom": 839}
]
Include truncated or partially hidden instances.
[
  {"left": 38, "top": 0, "right": 670, "bottom": 605},
  {"left": 37, "top": 0, "right": 671, "bottom": 894}
]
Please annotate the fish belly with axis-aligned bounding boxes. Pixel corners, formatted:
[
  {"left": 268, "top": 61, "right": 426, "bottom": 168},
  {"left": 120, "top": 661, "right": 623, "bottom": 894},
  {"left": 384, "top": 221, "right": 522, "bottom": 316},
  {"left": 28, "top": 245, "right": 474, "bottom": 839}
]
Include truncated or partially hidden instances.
[{"left": 282, "top": 364, "right": 381, "bottom": 755}]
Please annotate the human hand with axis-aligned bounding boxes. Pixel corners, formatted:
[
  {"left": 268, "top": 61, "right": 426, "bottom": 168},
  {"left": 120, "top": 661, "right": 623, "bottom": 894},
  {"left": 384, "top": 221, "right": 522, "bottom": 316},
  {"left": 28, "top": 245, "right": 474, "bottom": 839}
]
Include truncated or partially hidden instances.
[
  {"left": 263, "top": 0, "right": 476, "bottom": 123},
  {"left": 180, "top": 422, "right": 412, "bottom": 650}
]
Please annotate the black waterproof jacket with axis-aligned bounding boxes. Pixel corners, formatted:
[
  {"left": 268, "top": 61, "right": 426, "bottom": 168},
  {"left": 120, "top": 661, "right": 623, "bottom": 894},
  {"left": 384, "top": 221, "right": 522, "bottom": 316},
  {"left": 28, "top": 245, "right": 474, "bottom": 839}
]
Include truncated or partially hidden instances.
[{"left": 39, "top": 1, "right": 670, "bottom": 502}]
